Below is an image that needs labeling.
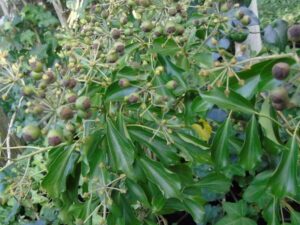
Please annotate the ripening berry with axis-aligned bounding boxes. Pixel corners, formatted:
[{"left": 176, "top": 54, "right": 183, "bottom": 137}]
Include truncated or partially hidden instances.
[
  {"left": 58, "top": 106, "right": 74, "bottom": 120},
  {"left": 22, "top": 125, "right": 41, "bottom": 142},
  {"left": 118, "top": 78, "right": 130, "bottom": 88},
  {"left": 288, "top": 24, "right": 300, "bottom": 42},
  {"left": 65, "top": 92, "right": 77, "bottom": 103},
  {"left": 270, "top": 87, "right": 289, "bottom": 111},
  {"left": 165, "top": 80, "right": 177, "bottom": 89},
  {"left": 141, "top": 21, "right": 153, "bottom": 32},
  {"left": 75, "top": 96, "right": 91, "bottom": 110},
  {"left": 47, "top": 129, "right": 64, "bottom": 146},
  {"left": 111, "top": 28, "right": 122, "bottom": 39},
  {"left": 272, "top": 62, "right": 290, "bottom": 80},
  {"left": 165, "top": 21, "right": 177, "bottom": 34},
  {"left": 114, "top": 42, "right": 125, "bottom": 53}
]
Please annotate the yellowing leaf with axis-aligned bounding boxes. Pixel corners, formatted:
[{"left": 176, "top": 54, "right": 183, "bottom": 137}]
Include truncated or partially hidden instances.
[{"left": 192, "top": 119, "right": 212, "bottom": 142}]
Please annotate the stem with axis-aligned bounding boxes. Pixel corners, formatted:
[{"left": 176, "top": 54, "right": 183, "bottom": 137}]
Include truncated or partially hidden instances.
[
  {"left": 52, "top": 0, "right": 67, "bottom": 28},
  {"left": 0, "top": 0, "right": 9, "bottom": 17}
]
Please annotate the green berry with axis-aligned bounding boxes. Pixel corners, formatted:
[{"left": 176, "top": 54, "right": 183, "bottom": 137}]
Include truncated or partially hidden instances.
[
  {"left": 75, "top": 96, "right": 91, "bottom": 110},
  {"left": 47, "top": 129, "right": 64, "bottom": 146},
  {"left": 22, "top": 125, "right": 41, "bottom": 142},
  {"left": 141, "top": 21, "right": 153, "bottom": 32}
]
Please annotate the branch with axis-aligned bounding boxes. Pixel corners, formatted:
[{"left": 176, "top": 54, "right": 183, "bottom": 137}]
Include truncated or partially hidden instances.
[
  {"left": 0, "top": 0, "right": 9, "bottom": 17},
  {"left": 52, "top": 0, "right": 67, "bottom": 28}
]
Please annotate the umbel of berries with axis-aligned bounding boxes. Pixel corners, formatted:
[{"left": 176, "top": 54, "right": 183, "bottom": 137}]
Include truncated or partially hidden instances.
[
  {"left": 22, "top": 125, "right": 41, "bottom": 143},
  {"left": 272, "top": 62, "right": 290, "bottom": 80},
  {"left": 270, "top": 87, "right": 289, "bottom": 111},
  {"left": 47, "top": 129, "right": 64, "bottom": 146}
]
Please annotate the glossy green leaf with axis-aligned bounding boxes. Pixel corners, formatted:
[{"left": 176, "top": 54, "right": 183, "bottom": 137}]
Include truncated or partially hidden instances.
[
  {"left": 268, "top": 134, "right": 299, "bottom": 198},
  {"left": 82, "top": 131, "right": 103, "bottom": 176},
  {"left": 211, "top": 117, "right": 232, "bottom": 169},
  {"left": 223, "top": 200, "right": 247, "bottom": 217},
  {"left": 262, "top": 197, "right": 280, "bottom": 225},
  {"left": 183, "top": 196, "right": 205, "bottom": 223},
  {"left": 201, "top": 88, "right": 256, "bottom": 114},
  {"left": 139, "top": 157, "right": 182, "bottom": 199},
  {"left": 243, "top": 171, "right": 273, "bottom": 205},
  {"left": 106, "top": 118, "right": 135, "bottom": 175},
  {"left": 42, "top": 146, "right": 79, "bottom": 198},
  {"left": 151, "top": 37, "right": 180, "bottom": 56},
  {"left": 158, "top": 55, "right": 187, "bottom": 91},
  {"left": 126, "top": 179, "right": 150, "bottom": 207},
  {"left": 215, "top": 216, "right": 257, "bottom": 225},
  {"left": 239, "top": 115, "right": 262, "bottom": 170},
  {"left": 291, "top": 211, "right": 300, "bottom": 225},
  {"left": 105, "top": 82, "right": 138, "bottom": 103},
  {"left": 185, "top": 173, "right": 231, "bottom": 194},
  {"left": 259, "top": 99, "right": 280, "bottom": 146},
  {"left": 128, "top": 126, "right": 180, "bottom": 165}
]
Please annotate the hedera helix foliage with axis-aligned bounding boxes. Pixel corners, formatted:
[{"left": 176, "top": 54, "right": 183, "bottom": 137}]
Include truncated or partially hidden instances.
[{"left": 0, "top": 0, "right": 300, "bottom": 224}]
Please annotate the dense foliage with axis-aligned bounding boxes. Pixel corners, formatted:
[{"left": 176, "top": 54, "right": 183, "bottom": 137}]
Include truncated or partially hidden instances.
[{"left": 0, "top": 1, "right": 300, "bottom": 224}]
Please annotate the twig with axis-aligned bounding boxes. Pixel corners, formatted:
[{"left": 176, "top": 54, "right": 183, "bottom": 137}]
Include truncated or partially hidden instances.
[
  {"left": 0, "top": 0, "right": 9, "bottom": 17},
  {"left": 52, "top": 0, "right": 67, "bottom": 28},
  {"left": 5, "top": 96, "right": 23, "bottom": 165}
]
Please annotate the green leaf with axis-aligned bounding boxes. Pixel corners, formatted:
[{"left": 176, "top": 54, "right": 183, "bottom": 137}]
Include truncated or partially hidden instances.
[
  {"left": 263, "top": 19, "right": 288, "bottom": 52},
  {"left": 151, "top": 37, "right": 180, "bottom": 56},
  {"left": 259, "top": 99, "right": 280, "bottom": 145},
  {"left": 291, "top": 211, "right": 300, "bottom": 225},
  {"left": 106, "top": 118, "right": 135, "bottom": 175},
  {"left": 243, "top": 171, "right": 273, "bottom": 204},
  {"left": 262, "top": 197, "right": 280, "bottom": 225},
  {"left": 193, "top": 52, "right": 213, "bottom": 69},
  {"left": 201, "top": 88, "right": 256, "bottom": 114},
  {"left": 215, "top": 216, "right": 257, "bottom": 225},
  {"left": 211, "top": 117, "right": 232, "bottom": 169},
  {"left": 223, "top": 200, "right": 248, "bottom": 217},
  {"left": 42, "top": 146, "right": 79, "bottom": 198},
  {"left": 158, "top": 55, "right": 187, "bottom": 92},
  {"left": 128, "top": 126, "right": 180, "bottom": 165},
  {"left": 268, "top": 134, "right": 299, "bottom": 198},
  {"left": 126, "top": 179, "right": 150, "bottom": 207},
  {"left": 105, "top": 82, "right": 138, "bottom": 103},
  {"left": 82, "top": 131, "right": 103, "bottom": 176},
  {"left": 182, "top": 196, "right": 205, "bottom": 223},
  {"left": 239, "top": 115, "right": 262, "bottom": 170},
  {"left": 185, "top": 173, "right": 231, "bottom": 194},
  {"left": 139, "top": 157, "right": 182, "bottom": 199}
]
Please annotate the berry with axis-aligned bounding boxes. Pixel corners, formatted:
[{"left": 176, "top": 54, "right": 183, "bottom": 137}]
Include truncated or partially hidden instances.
[
  {"left": 29, "top": 58, "right": 43, "bottom": 73},
  {"left": 235, "top": 10, "right": 244, "bottom": 20},
  {"left": 175, "top": 24, "right": 185, "bottom": 35},
  {"left": 168, "top": 7, "right": 177, "bottom": 16},
  {"left": 141, "top": 21, "right": 153, "bottom": 32},
  {"left": 154, "top": 26, "right": 163, "bottom": 37},
  {"left": 77, "top": 110, "right": 92, "bottom": 119},
  {"left": 31, "top": 71, "right": 42, "bottom": 80},
  {"left": 43, "top": 69, "right": 56, "bottom": 83},
  {"left": 47, "top": 129, "right": 64, "bottom": 146},
  {"left": 65, "top": 93, "right": 77, "bottom": 103},
  {"left": 272, "top": 62, "right": 290, "bottom": 80},
  {"left": 126, "top": 93, "right": 139, "bottom": 103},
  {"left": 63, "top": 78, "right": 77, "bottom": 89},
  {"left": 22, "top": 125, "right": 41, "bottom": 142},
  {"left": 22, "top": 86, "right": 35, "bottom": 96},
  {"left": 165, "top": 80, "right": 177, "bottom": 89},
  {"left": 118, "top": 78, "right": 130, "bottom": 88},
  {"left": 32, "top": 104, "right": 44, "bottom": 115},
  {"left": 114, "top": 42, "right": 125, "bottom": 53},
  {"left": 75, "top": 96, "right": 91, "bottom": 110},
  {"left": 241, "top": 15, "right": 251, "bottom": 26},
  {"left": 165, "top": 21, "right": 176, "bottom": 34},
  {"left": 270, "top": 87, "right": 289, "bottom": 111},
  {"left": 58, "top": 106, "right": 74, "bottom": 120},
  {"left": 107, "top": 52, "right": 118, "bottom": 63},
  {"left": 288, "top": 24, "right": 300, "bottom": 42},
  {"left": 111, "top": 28, "right": 121, "bottom": 39}
]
